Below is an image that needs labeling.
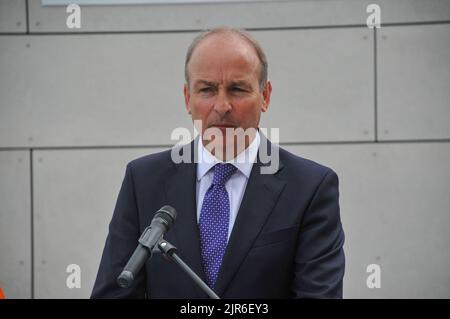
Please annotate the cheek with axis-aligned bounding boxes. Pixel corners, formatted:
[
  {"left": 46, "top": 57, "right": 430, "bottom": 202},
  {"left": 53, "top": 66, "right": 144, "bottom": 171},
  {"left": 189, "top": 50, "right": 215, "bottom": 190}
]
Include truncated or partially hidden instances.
[
  {"left": 190, "top": 98, "right": 212, "bottom": 118},
  {"left": 235, "top": 99, "right": 261, "bottom": 120}
]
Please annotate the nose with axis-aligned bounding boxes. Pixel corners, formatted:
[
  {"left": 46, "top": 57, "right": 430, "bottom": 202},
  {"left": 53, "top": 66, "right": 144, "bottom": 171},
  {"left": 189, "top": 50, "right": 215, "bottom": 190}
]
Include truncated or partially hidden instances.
[{"left": 213, "top": 88, "right": 232, "bottom": 116}]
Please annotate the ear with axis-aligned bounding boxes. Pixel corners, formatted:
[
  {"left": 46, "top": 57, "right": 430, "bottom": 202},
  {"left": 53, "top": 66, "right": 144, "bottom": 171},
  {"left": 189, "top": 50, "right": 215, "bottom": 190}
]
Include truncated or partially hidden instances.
[
  {"left": 184, "top": 83, "right": 191, "bottom": 114},
  {"left": 261, "top": 80, "right": 272, "bottom": 113}
]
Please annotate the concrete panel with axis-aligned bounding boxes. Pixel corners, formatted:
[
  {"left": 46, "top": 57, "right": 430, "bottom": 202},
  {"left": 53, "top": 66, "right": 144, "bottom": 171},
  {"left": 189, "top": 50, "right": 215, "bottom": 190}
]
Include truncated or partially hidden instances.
[
  {"left": 0, "top": 150, "right": 31, "bottom": 299},
  {"left": 28, "top": 0, "right": 450, "bottom": 33},
  {"left": 378, "top": 24, "right": 450, "bottom": 141},
  {"left": 284, "top": 142, "right": 450, "bottom": 298},
  {"left": 256, "top": 27, "right": 374, "bottom": 142},
  {"left": 0, "top": 28, "right": 373, "bottom": 147},
  {"left": 0, "top": 33, "right": 193, "bottom": 147},
  {"left": 33, "top": 147, "right": 164, "bottom": 298},
  {"left": 0, "top": 0, "right": 26, "bottom": 33},
  {"left": 32, "top": 142, "right": 450, "bottom": 298},
  {"left": 380, "top": 0, "right": 450, "bottom": 24}
]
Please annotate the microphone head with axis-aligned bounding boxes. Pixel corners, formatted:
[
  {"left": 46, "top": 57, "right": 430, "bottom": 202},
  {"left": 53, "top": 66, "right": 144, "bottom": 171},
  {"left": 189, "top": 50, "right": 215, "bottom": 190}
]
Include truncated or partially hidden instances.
[
  {"left": 117, "top": 270, "right": 134, "bottom": 288},
  {"left": 155, "top": 205, "right": 177, "bottom": 228}
]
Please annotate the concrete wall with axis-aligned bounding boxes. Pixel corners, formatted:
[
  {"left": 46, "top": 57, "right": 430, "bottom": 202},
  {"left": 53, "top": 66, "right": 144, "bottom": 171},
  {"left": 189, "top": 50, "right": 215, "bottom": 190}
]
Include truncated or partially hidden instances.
[{"left": 0, "top": 0, "right": 449, "bottom": 298}]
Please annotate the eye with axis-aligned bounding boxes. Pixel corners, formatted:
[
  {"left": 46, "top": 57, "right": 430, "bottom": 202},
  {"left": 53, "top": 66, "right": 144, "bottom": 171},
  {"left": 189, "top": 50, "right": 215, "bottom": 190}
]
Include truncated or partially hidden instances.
[{"left": 199, "top": 87, "right": 213, "bottom": 93}]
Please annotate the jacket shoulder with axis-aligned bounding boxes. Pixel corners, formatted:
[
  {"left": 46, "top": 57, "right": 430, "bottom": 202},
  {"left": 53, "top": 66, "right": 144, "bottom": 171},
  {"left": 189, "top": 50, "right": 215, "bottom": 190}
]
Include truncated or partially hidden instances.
[
  {"left": 127, "top": 148, "right": 174, "bottom": 174},
  {"left": 278, "top": 146, "right": 337, "bottom": 181}
]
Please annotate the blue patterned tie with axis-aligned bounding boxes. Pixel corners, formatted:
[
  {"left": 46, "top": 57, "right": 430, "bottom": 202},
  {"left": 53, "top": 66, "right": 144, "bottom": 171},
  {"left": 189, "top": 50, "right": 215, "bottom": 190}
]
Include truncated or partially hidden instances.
[{"left": 199, "top": 163, "right": 237, "bottom": 288}]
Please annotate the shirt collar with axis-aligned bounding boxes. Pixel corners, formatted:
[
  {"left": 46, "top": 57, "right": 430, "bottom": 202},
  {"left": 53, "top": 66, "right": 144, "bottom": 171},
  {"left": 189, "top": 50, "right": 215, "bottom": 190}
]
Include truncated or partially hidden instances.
[{"left": 196, "top": 130, "right": 260, "bottom": 181}]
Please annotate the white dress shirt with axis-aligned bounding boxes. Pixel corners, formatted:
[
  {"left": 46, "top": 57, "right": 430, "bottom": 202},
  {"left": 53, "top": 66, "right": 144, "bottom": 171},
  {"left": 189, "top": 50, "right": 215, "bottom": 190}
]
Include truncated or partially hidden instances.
[{"left": 196, "top": 131, "right": 260, "bottom": 241}]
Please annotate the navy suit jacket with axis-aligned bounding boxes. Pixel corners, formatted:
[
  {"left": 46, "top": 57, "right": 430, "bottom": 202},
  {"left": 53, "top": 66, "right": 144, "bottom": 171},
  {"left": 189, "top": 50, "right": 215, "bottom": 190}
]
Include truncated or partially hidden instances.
[{"left": 91, "top": 137, "right": 345, "bottom": 298}]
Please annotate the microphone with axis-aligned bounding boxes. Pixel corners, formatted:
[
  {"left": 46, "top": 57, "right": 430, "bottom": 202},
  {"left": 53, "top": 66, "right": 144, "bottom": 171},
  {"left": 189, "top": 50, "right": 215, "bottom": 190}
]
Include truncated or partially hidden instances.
[{"left": 116, "top": 205, "right": 177, "bottom": 288}]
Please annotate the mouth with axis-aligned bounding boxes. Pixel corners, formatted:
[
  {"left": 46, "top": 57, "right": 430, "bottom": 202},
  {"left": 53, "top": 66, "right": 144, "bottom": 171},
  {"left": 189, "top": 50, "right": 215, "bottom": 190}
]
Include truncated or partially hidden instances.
[{"left": 209, "top": 124, "right": 236, "bottom": 129}]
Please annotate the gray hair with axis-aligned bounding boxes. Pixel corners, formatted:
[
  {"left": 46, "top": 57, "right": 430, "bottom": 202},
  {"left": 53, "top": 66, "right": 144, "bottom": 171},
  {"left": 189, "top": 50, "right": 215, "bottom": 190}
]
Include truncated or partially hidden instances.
[{"left": 184, "top": 27, "right": 268, "bottom": 90}]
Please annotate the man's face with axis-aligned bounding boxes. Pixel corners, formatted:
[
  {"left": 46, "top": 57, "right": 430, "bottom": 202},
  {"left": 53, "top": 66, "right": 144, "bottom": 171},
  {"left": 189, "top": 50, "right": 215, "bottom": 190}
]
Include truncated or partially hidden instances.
[{"left": 184, "top": 34, "right": 272, "bottom": 158}]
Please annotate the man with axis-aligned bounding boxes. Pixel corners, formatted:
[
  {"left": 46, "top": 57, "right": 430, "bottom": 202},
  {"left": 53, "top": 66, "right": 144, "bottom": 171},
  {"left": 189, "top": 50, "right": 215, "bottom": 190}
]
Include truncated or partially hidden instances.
[{"left": 92, "top": 27, "right": 345, "bottom": 298}]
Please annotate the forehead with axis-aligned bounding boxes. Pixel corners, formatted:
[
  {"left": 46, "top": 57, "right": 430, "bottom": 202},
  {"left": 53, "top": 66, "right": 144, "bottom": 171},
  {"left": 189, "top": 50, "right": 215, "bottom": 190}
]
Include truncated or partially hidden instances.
[{"left": 188, "top": 33, "right": 260, "bottom": 83}]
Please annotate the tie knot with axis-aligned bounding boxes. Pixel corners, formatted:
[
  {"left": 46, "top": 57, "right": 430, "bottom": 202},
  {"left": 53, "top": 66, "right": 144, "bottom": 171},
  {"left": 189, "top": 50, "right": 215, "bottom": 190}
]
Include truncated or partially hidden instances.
[{"left": 212, "top": 163, "right": 237, "bottom": 186}]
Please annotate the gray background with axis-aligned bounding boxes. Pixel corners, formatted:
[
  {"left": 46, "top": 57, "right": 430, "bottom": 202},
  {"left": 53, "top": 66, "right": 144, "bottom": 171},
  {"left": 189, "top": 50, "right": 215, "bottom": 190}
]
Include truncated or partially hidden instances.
[{"left": 0, "top": 0, "right": 449, "bottom": 298}]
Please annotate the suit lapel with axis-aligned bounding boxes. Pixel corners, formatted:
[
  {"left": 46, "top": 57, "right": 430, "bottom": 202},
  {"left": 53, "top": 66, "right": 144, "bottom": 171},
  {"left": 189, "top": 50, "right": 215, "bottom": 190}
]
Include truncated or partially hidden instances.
[
  {"left": 164, "top": 139, "right": 209, "bottom": 297},
  {"left": 214, "top": 137, "right": 286, "bottom": 296}
]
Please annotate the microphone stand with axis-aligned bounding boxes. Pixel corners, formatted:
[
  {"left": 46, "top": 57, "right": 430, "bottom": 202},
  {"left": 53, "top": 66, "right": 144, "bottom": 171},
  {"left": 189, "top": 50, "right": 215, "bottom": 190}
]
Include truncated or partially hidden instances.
[{"left": 157, "top": 239, "right": 220, "bottom": 299}]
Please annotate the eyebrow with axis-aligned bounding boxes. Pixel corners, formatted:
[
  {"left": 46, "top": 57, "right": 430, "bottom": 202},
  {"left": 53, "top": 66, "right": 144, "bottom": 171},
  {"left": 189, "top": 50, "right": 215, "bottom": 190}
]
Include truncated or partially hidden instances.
[
  {"left": 194, "top": 80, "right": 217, "bottom": 87},
  {"left": 194, "top": 80, "right": 252, "bottom": 88},
  {"left": 229, "top": 81, "right": 252, "bottom": 89}
]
